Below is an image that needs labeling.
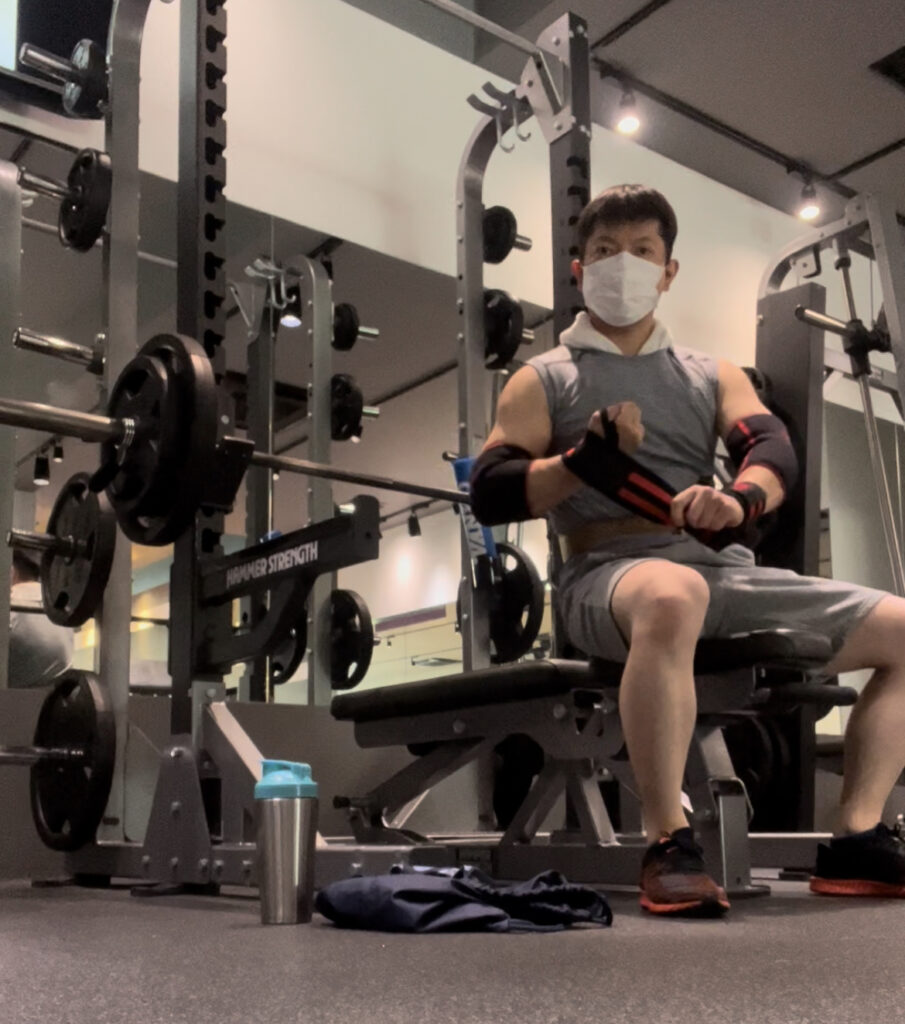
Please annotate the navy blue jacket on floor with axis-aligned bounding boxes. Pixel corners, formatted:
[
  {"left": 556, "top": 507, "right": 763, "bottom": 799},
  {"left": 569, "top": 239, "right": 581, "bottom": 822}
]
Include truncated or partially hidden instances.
[{"left": 315, "top": 866, "right": 613, "bottom": 933}]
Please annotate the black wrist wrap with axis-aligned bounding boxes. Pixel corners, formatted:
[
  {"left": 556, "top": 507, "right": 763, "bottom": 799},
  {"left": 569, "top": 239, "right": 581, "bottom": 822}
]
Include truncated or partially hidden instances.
[
  {"left": 561, "top": 411, "right": 750, "bottom": 551},
  {"left": 725, "top": 481, "right": 767, "bottom": 524}
]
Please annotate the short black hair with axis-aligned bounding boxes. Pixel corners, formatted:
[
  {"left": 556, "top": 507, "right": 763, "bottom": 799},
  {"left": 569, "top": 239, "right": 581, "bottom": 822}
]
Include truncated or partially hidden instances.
[
  {"left": 12, "top": 549, "right": 40, "bottom": 582},
  {"left": 576, "top": 184, "right": 678, "bottom": 261}
]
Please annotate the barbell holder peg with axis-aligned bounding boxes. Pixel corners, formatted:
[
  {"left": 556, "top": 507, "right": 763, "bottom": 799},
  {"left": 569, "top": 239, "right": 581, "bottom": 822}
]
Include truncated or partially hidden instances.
[
  {"left": 357, "top": 325, "right": 380, "bottom": 341},
  {"left": 18, "top": 44, "right": 76, "bottom": 84},
  {"left": 362, "top": 406, "right": 380, "bottom": 419},
  {"left": 522, "top": 328, "right": 535, "bottom": 344},
  {"left": 17, "top": 168, "right": 70, "bottom": 202},
  {"left": 513, "top": 233, "right": 532, "bottom": 253},
  {"left": 13, "top": 327, "right": 105, "bottom": 374},
  {"left": 7, "top": 528, "right": 82, "bottom": 560},
  {"left": 0, "top": 746, "right": 87, "bottom": 767}
]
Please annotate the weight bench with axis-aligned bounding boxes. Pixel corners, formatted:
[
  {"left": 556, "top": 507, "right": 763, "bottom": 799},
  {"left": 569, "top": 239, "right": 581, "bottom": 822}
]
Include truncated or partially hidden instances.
[{"left": 331, "top": 628, "right": 852, "bottom": 896}]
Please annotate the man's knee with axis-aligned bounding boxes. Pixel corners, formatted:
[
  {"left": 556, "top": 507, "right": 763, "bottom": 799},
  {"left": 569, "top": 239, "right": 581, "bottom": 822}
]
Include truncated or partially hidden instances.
[{"left": 614, "top": 562, "right": 710, "bottom": 644}]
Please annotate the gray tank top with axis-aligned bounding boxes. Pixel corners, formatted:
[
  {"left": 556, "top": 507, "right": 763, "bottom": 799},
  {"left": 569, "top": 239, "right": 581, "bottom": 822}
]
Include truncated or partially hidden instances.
[{"left": 527, "top": 333, "right": 720, "bottom": 535}]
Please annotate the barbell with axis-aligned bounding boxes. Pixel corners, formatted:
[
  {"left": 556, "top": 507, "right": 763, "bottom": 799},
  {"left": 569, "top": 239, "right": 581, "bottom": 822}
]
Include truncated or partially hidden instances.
[{"left": 0, "top": 334, "right": 467, "bottom": 548}]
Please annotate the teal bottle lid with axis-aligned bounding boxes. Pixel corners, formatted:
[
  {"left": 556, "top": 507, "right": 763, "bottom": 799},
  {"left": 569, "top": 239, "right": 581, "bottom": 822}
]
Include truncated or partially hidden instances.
[{"left": 254, "top": 759, "right": 319, "bottom": 799}]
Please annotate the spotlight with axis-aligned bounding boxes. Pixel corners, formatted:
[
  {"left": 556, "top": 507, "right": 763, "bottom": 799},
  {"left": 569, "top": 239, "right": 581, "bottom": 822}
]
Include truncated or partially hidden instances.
[
  {"left": 52, "top": 441, "right": 64, "bottom": 463},
  {"left": 280, "top": 286, "right": 302, "bottom": 329},
  {"left": 33, "top": 453, "right": 50, "bottom": 486},
  {"left": 615, "top": 89, "right": 640, "bottom": 135},
  {"left": 407, "top": 512, "right": 421, "bottom": 537},
  {"left": 797, "top": 181, "right": 821, "bottom": 222}
]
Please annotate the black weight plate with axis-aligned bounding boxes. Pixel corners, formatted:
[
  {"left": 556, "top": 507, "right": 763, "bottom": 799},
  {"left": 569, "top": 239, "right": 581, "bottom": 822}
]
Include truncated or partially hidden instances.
[
  {"left": 111, "top": 334, "right": 219, "bottom": 546},
  {"left": 271, "top": 617, "right": 308, "bottom": 685},
  {"left": 30, "top": 670, "right": 115, "bottom": 852},
  {"left": 483, "top": 288, "right": 524, "bottom": 370},
  {"left": 100, "top": 353, "right": 180, "bottom": 519},
  {"left": 333, "top": 303, "right": 361, "bottom": 351},
  {"left": 488, "top": 541, "right": 544, "bottom": 663},
  {"left": 63, "top": 39, "right": 106, "bottom": 118},
  {"left": 331, "top": 373, "right": 364, "bottom": 441},
  {"left": 41, "top": 473, "right": 116, "bottom": 628},
  {"left": 59, "top": 149, "right": 111, "bottom": 251},
  {"left": 330, "top": 589, "right": 374, "bottom": 689},
  {"left": 482, "top": 205, "right": 518, "bottom": 264}
]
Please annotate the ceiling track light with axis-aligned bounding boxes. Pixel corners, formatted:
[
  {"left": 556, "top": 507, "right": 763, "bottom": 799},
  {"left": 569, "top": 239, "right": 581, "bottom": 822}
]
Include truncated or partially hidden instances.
[
  {"left": 615, "top": 87, "right": 640, "bottom": 136},
  {"left": 52, "top": 441, "right": 64, "bottom": 463},
  {"left": 407, "top": 512, "right": 422, "bottom": 538},
  {"left": 33, "top": 452, "right": 50, "bottom": 487},
  {"left": 279, "top": 285, "right": 303, "bottom": 329},
  {"left": 797, "top": 179, "right": 821, "bottom": 222}
]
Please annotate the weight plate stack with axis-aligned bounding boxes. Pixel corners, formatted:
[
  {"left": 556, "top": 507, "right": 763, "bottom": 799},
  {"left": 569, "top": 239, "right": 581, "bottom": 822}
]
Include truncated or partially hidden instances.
[
  {"left": 41, "top": 472, "right": 117, "bottom": 627},
  {"left": 30, "top": 671, "right": 115, "bottom": 852},
  {"left": 330, "top": 589, "right": 374, "bottom": 689}
]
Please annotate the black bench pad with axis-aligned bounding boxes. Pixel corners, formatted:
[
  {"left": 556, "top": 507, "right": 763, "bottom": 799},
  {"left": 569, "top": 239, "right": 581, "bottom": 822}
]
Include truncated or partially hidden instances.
[{"left": 331, "top": 629, "right": 834, "bottom": 725}]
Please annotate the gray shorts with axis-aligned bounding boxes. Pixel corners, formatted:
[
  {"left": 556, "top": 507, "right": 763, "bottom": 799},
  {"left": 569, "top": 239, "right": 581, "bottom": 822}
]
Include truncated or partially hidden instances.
[{"left": 558, "top": 531, "right": 888, "bottom": 662}]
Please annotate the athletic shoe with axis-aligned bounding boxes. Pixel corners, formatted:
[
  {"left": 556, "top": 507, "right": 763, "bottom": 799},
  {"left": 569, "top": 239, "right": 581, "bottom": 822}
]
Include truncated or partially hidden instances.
[
  {"left": 639, "top": 826, "right": 730, "bottom": 916},
  {"left": 810, "top": 820, "right": 905, "bottom": 897}
]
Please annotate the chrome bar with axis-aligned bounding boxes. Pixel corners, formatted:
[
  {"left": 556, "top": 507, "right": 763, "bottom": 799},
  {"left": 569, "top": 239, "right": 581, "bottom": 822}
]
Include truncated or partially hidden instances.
[
  {"left": 412, "top": 0, "right": 537, "bottom": 55},
  {"left": 795, "top": 306, "right": 848, "bottom": 336},
  {"left": 17, "top": 168, "right": 69, "bottom": 201},
  {"left": 514, "top": 233, "right": 532, "bottom": 252},
  {"left": 21, "top": 217, "right": 177, "bottom": 269},
  {"left": 0, "top": 398, "right": 121, "bottom": 443},
  {"left": 0, "top": 746, "right": 86, "bottom": 766},
  {"left": 357, "top": 325, "right": 380, "bottom": 341},
  {"left": 7, "top": 528, "right": 68, "bottom": 554},
  {"left": 13, "top": 327, "right": 103, "bottom": 373},
  {"left": 247, "top": 448, "right": 467, "bottom": 505},
  {"left": 18, "top": 44, "right": 75, "bottom": 83},
  {"left": 362, "top": 406, "right": 380, "bottom": 419}
]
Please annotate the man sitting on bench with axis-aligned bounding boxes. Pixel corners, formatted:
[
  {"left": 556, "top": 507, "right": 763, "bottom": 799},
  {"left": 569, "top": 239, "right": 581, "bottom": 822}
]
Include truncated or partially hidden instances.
[{"left": 470, "top": 184, "right": 905, "bottom": 916}]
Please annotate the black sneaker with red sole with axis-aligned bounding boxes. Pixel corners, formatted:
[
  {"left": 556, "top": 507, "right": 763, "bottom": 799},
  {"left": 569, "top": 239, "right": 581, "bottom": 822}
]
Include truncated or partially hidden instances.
[
  {"left": 811, "top": 821, "right": 905, "bottom": 898},
  {"left": 640, "top": 827, "right": 730, "bottom": 917}
]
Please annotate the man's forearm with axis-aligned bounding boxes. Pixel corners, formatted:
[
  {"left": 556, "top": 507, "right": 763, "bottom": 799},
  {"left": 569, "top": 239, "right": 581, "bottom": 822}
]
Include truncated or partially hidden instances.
[{"left": 526, "top": 456, "right": 583, "bottom": 516}]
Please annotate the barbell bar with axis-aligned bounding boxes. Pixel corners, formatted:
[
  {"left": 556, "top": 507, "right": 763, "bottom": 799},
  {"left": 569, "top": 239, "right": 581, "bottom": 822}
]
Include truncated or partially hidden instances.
[
  {"left": 0, "top": 746, "right": 87, "bottom": 767},
  {"left": 13, "top": 327, "right": 105, "bottom": 374},
  {"left": 0, "top": 398, "right": 468, "bottom": 506}
]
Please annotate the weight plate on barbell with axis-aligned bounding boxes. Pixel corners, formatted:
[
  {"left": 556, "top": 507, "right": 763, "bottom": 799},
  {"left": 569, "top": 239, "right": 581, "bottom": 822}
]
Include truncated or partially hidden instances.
[
  {"left": 99, "top": 334, "right": 219, "bottom": 546},
  {"left": 41, "top": 472, "right": 116, "bottom": 628},
  {"left": 483, "top": 288, "right": 525, "bottom": 370},
  {"left": 330, "top": 589, "right": 374, "bottom": 690},
  {"left": 271, "top": 617, "right": 308, "bottom": 685},
  {"left": 58, "top": 148, "right": 111, "bottom": 251},
  {"left": 30, "top": 670, "right": 115, "bottom": 852}
]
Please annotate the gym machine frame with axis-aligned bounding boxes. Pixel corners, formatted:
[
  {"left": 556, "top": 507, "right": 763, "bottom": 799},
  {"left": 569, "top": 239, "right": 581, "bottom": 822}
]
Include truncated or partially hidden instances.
[{"left": 0, "top": 0, "right": 154, "bottom": 846}]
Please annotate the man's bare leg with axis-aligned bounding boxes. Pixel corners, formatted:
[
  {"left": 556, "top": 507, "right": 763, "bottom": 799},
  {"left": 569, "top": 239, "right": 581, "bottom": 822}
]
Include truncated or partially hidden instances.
[
  {"left": 610, "top": 561, "right": 709, "bottom": 839},
  {"left": 822, "top": 595, "right": 905, "bottom": 834}
]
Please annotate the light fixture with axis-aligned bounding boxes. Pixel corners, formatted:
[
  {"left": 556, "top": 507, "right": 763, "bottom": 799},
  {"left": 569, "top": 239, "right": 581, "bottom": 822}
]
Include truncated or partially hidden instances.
[
  {"left": 52, "top": 441, "right": 64, "bottom": 463},
  {"left": 615, "top": 88, "right": 640, "bottom": 136},
  {"left": 797, "top": 180, "right": 821, "bottom": 222},
  {"left": 33, "top": 452, "right": 50, "bottom": 486},
  {"left": 279, "top": 286, "right": 303, "bottom": 329},
  {"left": 407, "top": 512, "right": 421, "bottom": 537}
]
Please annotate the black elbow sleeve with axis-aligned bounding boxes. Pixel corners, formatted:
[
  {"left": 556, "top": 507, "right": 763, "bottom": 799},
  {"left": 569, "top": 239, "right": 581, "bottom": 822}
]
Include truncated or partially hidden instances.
[
  {"left": 468, "top": 444, "right": 534, "bottom": 525},
  {"left": 726, "top": 414, "right": 798, "bottom": 495}
]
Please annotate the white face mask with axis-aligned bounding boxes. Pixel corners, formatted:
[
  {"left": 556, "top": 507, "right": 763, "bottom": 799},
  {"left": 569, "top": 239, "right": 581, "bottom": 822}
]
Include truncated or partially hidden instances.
[{"left": 581, "top": 251, "right": 664, "bottom": 327}]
